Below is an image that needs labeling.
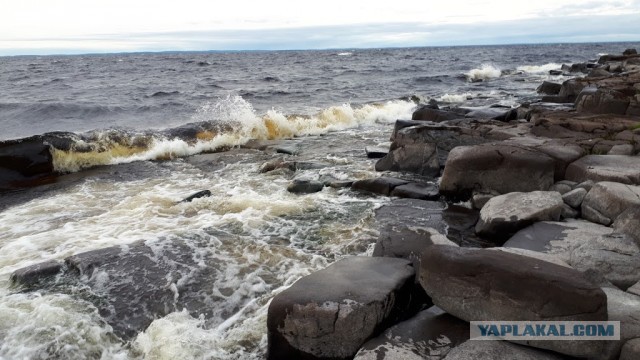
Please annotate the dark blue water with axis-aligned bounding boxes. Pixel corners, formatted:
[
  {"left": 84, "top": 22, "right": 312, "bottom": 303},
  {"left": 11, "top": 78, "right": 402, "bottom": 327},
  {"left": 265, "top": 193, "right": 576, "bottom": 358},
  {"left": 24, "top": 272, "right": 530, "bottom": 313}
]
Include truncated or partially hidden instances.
[{"left": 2, "top": 42, "right": 637, "bottom": 141}]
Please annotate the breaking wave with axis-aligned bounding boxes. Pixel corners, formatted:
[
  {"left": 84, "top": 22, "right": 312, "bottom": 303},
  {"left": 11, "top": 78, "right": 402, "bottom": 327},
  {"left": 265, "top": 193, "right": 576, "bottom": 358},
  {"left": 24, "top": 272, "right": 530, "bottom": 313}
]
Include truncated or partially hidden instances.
[{"left": 465, "top": 64, "right": 502, "bottom": 82}]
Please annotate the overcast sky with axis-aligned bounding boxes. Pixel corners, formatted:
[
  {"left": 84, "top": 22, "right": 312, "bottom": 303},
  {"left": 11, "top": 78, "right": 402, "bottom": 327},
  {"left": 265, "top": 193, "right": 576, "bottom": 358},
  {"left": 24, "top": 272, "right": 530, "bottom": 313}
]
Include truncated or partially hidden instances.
[{"left": 1, "top": 0, "right": 640, "bottom": 55}]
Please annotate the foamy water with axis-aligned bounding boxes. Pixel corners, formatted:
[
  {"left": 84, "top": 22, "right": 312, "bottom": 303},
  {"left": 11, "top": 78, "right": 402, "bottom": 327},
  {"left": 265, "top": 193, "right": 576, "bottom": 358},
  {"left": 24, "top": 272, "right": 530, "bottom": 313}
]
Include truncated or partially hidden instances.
[{"left": 465, "top": 64, "right": 502, "bottom": 81}]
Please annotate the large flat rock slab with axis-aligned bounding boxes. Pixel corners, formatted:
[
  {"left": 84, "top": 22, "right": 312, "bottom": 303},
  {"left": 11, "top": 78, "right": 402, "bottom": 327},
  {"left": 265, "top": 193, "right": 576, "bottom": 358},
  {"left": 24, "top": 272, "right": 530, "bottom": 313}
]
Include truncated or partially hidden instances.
[
  {"left": 504, "top": 220, "right": 640, "bottom": 289},
  {"left": 475, "top": 191, "right": 563, "bottom": 242},
  {"left": 565, "top": 155, "right": 640, "bottom": 185},
  {"left": 439, "top": 144, "right": 555, "bottom": 200},
  {"left": 419, "top": 245, "right": 607, "bottom": 357},
  {"left": 354, "top": 306, "right": 469, "bottom": 360},
  {"left": 12, "top": 238, "right": 226, "bottom": 340},
  {"left": 267, "top": 257, "right": 419, "bottom": 360}
]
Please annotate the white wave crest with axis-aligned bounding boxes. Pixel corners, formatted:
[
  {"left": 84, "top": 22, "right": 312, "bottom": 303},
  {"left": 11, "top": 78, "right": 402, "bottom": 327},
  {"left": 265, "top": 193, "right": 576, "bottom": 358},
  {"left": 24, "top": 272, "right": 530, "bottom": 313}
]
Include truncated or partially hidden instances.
[
  {"left": 337, "top": 52, "right": 353, "bottom": 56},
  {"left": 517, "top": 63, "right": 561, "bottom": 74},
  {"left": 465, "top": 64, "right": 502, "bottom": 81},
  {"left": 51, "top": 96, "right": 416, "bottom": 173},
  {"left": 437, "top": 92, "right": 473, "bottom": 103}
]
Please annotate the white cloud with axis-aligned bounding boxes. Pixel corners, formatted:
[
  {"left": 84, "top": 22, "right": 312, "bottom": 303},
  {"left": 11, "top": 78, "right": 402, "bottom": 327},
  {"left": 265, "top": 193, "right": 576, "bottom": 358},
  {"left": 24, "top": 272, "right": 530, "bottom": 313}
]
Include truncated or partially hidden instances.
[{"left": 0, "top": 0, "right": 639, "bottom": 54}]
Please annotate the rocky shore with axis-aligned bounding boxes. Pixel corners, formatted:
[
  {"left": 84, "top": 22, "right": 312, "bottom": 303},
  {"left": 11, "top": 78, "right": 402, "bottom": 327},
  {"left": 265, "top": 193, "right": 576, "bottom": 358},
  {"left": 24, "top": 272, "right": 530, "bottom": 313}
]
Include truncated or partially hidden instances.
[
  {"left": 9, "top": 49, "right": 640, "bottom": 359},
  {"left": 266, "top": 49, "right": 640, "bottom": 360}
]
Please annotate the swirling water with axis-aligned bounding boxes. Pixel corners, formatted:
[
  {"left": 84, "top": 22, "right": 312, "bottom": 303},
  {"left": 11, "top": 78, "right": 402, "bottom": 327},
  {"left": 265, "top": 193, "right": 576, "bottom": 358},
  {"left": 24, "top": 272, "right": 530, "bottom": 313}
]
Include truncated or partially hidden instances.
[{"left": 0, "top": 42, "right": 638, "bottom": 359}]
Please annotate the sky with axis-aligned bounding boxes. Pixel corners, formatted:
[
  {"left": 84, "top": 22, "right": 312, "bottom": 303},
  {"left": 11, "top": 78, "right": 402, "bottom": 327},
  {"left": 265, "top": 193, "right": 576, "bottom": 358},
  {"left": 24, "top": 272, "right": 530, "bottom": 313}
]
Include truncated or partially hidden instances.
[{"left": 1, "top": 0, "right": 640, "bottom": 55}]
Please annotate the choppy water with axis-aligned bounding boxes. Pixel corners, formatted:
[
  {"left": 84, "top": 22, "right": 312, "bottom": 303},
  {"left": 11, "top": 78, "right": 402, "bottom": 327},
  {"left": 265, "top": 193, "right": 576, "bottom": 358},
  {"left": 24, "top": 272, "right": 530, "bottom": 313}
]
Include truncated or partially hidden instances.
[{"left": 1, "top": 42, "right": 639, "bottom": 359}]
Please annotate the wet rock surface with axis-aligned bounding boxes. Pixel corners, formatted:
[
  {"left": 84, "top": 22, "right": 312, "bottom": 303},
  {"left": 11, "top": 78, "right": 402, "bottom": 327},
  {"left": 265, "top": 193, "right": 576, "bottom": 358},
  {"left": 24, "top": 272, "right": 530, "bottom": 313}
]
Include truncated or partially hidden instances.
[{"left": 267, "top": 256, "right": 419, "bottom": 360}]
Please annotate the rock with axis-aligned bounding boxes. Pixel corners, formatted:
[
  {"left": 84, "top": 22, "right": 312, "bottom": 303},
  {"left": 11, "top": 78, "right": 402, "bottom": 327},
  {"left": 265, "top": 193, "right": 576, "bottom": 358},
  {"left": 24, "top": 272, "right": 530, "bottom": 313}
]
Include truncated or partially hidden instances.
[
  {"left": 576, "top": 88, "right": 630, "bottom": 115},
  {"left": 575, "top": 180, "right": 595, "bottom": 192},
  {"left": 267, "top": 257, "right": 419, "bottom": 360},
  {"left": 608, "top": 144, "right": 634, "bottom": 155},
  {"left": 287, "top": 179, "right": 324, "bottom": 194},
  {"left": 565, "top": 155, "right": 640, "bottom": 185},
  {"left": 10, "top": 260, "right": 63, "bottom": 287},
  {"left": 390, "top": 182, "right": 440, "bottom": 200},
  {"left": 561, "top": 187, "right": 587, "bottom": 208},
  {"left": 0, "top": 134, "right": 62, "bottom": 190},
  {"left": 374, "top": 199, "right": 480, "bottom": 248},
  {"left": 548, "top": 70, "right": 564, "bottom": 76},
  {"left": 504, "top": 220, "right": 640, "bottom": 289},
  {"left": 388, "top": 123, "right": 487, "bottom": 166},
  {"left": 354, "top": 306, "right": 469, "bottom": 360},
  {"left": 475, "top": 191, "right": 563, "bottom": 241},
  {"left": 534, "top": 144, "right": 585, "bottom": 181},
  {"left": 581, "top": 182, "right": 640, "bottom": 226},
  {"left": 627, "top": 281, "right": 640, "bottom": 297},
  {"left": 439, "top": 144, "right": 555, "bottom": 200},
  {"left": 14, "top": 237, "right": 231, "bottom": 340},
  {"left": 587, "top": 68, "right": 611, "bottom": 78},
  {"left": 275, "top": 145, "right": 299, "bottom": 155},
  {"left": 536, "top": 81, "right": 562, "bottom": 95},
  {"left": 365, "top": 146, "right": 389, "bottom": 159},
  {"left": 623, "top": 49, "right": 638, "bottom": 56},
  {"left": 561, "top": 204, "right": 579, "bottom": 219},
  {"left": 352, "top": 177, "right": 409, "bottom": 196},
  {"left": 464, "top": 108, "right": 514, "bottom": 121},
  {"left": 621, "top": 338, "right": 640, "bottom": 360},
  {"left": 549, "top": 182, "right": 573, "bottom": 195},
  {"left": 180, "top": 190, "right": 212, "bottom": 202},
  {"left": 320, "top": 175, "right": 353, "bottom": 189},
  {"left": 412, "top": 107, "right": 461, "bottom": 122},
  {"left": 471, "top": 190, "right": 498, "bottom": 209},
  {"left": 442, "top": 340, "right": 566, "bottom": 360},
  {"left": 373, "top": 226, "right": 457, "bottom": 271},
  {"left": 260, "top": 158, "right": 295, "bottom": 173},
  {"left": 390, "top": 120, "right": 427, "bottom": 141},
  {"left": 614, "top": 206, "right": 640, "bottom": 246},
  {"left": 419, "top": 245, "right": 608, "bottom": 358},
  {"left": 602, "top": 287, "right": 640, "bottom": 359},
  {"left": 375, "top": 143, "right": 440, "bottom": 177},
  {"left": 558, "top": 78, "right": 586, "bottom": 102},
  {"left": 487, "top": 247, "right": 571, "bottom": 268},
  {"left": 374, "top": 199, "right": 448, "bottom": 246}
]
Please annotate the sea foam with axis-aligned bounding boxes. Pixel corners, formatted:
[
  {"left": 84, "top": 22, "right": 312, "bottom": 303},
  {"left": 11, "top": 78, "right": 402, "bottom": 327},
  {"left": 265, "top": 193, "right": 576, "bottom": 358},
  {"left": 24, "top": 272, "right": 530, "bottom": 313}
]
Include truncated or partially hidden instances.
[{"left": 465, "top": 64, "right": 502, "bottom": 81}]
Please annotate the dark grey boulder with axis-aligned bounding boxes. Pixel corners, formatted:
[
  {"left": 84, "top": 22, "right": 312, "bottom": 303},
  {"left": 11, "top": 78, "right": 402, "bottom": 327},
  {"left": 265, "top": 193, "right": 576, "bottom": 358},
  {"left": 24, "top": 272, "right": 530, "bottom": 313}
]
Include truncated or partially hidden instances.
[
  {"left": 10, "top": 260, "right": 63, "bottom": 287},
  {"left": 439, "top": 144, "right": 555, "bottom": 200},
  {"left": 614, "top": 206, "right": 640, "bottom": 246},
  {"left": 575, "top": 88, "right": 630, "bottom": 115},
  {"left": 287, "top": 179, "right": 324, "bottom": 194},
  {"left": 179, "top": 189, "right": 212, "bottom": 202},
  {"left": 442, "top": 340, "right": 566, "bottom": 360},
  {"left": 536, "top": 81, "right": 562, "bottom": 95},
  {"left": 267, "top": 257, "right": 420, "bottom": 360},
  {"left": 561, "top": 187, "right": 587, "bottom": 209},
  {"left": 581, "top": 182, "right": 640, "bottom": 226},
  {"left": 419, "top": 245, "right": 608, "bottom": 358},
  {"left": 390, "top": 182, "right": 439, "bottom": 200},
  {"left": 419, "top": 245, "right": 607, "bottom": 322},
  {"left": 475, "top": 191, "right": 563, "bottom": 241},
  {"left": 504, "top": 220, "right": 640, "bottom": 289},
  {"left": 354, "top": 306, "right": 469, "bottom": 360},
  {"left": 375, "top": 143, "right": 440, "bottom": 177},
  {"left": 623, "top": 49, "right": 638, "bottom": 56},
  {"left": 565, "top": 155, "right": 640, "bottom": 185},
  {"left": 412, "top": 107, "right": 461, "bottom": 122},
  {"left": 351, "top": 177, "right": 409, "bottom": 196}
]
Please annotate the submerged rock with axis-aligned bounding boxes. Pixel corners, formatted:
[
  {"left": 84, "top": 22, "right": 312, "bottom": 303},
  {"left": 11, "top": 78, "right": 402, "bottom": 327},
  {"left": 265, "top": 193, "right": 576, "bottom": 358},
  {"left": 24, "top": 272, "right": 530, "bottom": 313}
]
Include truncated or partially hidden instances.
[
  {"left": 267, "top": 257, "right": 420, "bottom": 360},
  {"left": 390, "top": 182, "right": 439, "bottom": 200},
  {"left": 10, "top": 260, "right": 63, "bottom": 287},
  {"left": 351, "top": 177, "right": 409, "bottom": 196},
  {"left": 179, "top": 189, "right": 212, "bottom": 202},
  {"left": 287, "top": 179, "right": 324, "bottom": 194}
]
